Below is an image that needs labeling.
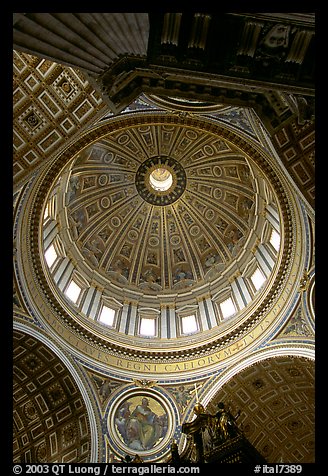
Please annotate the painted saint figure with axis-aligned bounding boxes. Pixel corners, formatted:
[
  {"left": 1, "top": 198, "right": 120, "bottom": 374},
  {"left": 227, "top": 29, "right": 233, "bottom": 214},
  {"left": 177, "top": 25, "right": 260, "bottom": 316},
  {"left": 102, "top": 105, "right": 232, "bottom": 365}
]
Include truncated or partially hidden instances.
[
  {"left": 115, "top": 397, "right": 166, "bottom": 451},
  {"left": 128, "top": 397, "right": 162, "bottom": 450}
]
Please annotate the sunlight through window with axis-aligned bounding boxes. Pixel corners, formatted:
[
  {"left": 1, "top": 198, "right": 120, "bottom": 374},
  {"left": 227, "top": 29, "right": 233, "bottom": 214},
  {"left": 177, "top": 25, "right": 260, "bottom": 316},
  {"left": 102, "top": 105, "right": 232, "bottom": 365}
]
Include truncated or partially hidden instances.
[
  {"left": 140, "top": 317, "right": 156, "bottom": 336},
  {"left": 65, "top": 280, "right": 81, "bottom": 304},
  {"left": 43, "top": 204, "right": 49, "bottom": 220},
  {"left": 251, "top": 268, "right": 266, "bottom": 291},
  {"left": 181, "top": 314, "right": 198, "bottom": 334},
  {"left": 270, "top": 229, "right": 281, "bottom": 252},
  {"left": 99, "top": 306, "right": 115, "bottom": 326},
  {"left": 149, "top": 168, "right": 173, "bottom": 191},
  {"left": 44, "top": 244, "right": 57, "bottom": 268},
  {"left": 220, "top": 297, "right": 236, "bottom": 318}
]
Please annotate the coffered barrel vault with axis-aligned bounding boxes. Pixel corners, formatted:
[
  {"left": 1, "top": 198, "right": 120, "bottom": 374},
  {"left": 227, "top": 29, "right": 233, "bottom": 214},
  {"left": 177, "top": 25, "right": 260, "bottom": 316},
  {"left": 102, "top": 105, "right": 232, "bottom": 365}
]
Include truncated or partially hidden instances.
[{"left": 13, "top": 328, "right": 100, "bottom": 463}]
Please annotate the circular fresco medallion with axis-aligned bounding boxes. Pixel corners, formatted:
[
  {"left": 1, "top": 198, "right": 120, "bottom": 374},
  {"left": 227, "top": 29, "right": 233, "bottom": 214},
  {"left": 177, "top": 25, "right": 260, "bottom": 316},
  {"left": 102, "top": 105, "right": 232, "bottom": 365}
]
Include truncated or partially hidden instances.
[{"left": 110, "top": 391, "right": 173, "bottom": 456}]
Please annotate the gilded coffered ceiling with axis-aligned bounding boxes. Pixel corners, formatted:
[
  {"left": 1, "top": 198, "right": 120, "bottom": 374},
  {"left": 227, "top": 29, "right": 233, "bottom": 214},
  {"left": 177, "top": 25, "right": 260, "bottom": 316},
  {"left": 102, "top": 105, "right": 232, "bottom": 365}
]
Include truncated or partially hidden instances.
[
  {"left": 13, "top": 50, "right": 107, "bottom": 187},
  {"left": 13, "top": 330, "right": 94, "bottom": 464},
  {"left": 206, "top": 356, "right": 315, "bottom": 463}
]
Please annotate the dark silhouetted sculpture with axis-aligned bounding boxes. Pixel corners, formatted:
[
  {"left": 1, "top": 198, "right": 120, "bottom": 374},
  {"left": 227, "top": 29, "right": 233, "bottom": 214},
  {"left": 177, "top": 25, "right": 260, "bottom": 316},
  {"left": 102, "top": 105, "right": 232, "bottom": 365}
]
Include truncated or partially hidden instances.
[{"left": 179, "top": 401, "right": 266, "bottom": 463}]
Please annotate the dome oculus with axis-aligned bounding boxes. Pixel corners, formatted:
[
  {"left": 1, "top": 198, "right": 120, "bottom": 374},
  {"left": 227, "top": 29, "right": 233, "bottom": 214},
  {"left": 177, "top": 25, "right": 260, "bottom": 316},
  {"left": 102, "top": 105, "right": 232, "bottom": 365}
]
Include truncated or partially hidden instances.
[
  {"left": 135, "top": 156, "right": 186, "bottom": 205},
  {"left": 149, "top": 168, "right": 173, "bottom": 191}
]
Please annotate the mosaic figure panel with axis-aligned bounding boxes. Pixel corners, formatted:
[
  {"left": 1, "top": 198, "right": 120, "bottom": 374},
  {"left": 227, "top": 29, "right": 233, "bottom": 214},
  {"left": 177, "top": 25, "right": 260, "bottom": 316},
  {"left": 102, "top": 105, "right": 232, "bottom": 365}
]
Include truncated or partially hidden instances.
[{"left": 114, "top": 395, "right": 168, "bottom": 452}]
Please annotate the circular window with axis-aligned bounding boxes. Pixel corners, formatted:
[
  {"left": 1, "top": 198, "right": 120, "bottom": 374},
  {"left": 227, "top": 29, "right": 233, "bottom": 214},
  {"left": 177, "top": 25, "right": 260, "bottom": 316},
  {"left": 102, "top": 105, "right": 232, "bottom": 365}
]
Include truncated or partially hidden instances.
[
  {"left": 149, "top": 168, "right": 173, "bottom": 191},
  {"left": 135, "top": 156, "right": 186, "bottom": 205}
]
